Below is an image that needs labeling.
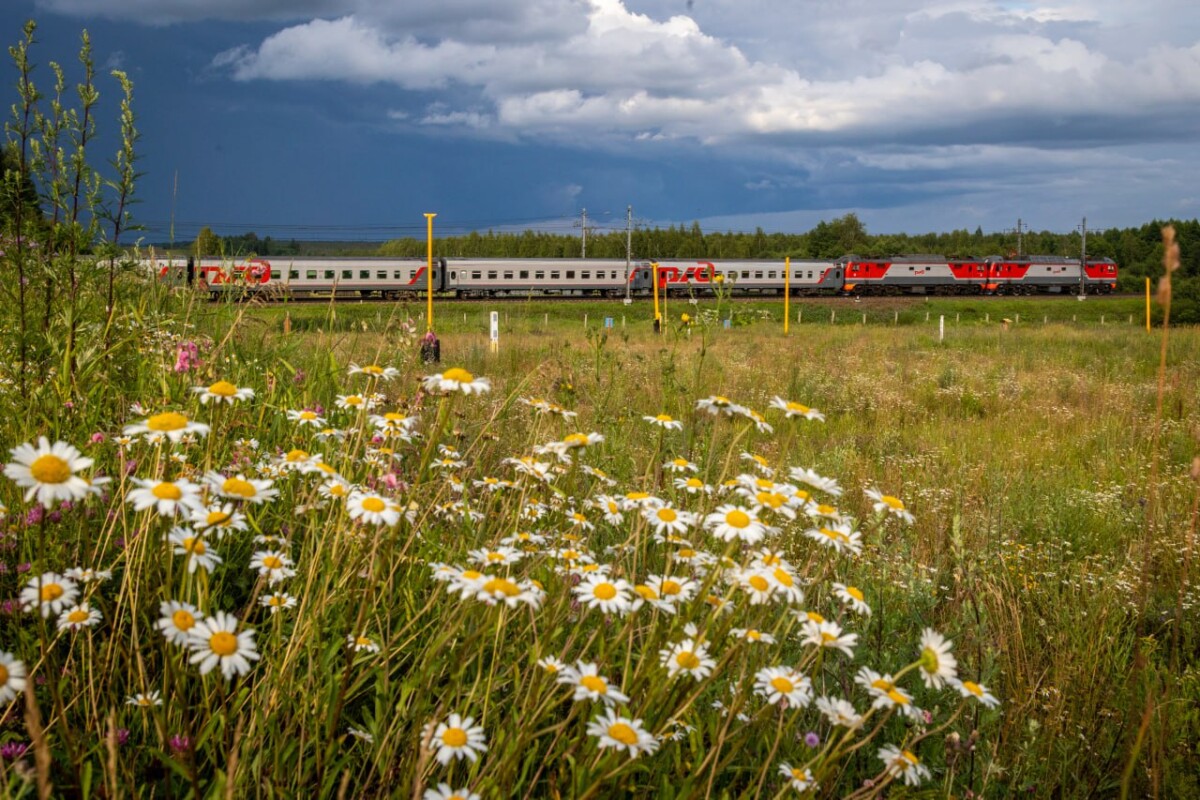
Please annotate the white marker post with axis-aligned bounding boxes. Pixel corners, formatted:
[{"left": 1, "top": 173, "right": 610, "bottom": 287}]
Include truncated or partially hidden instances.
[
  {"left": 939, "top": 315, "right": 944, "bottom": 341},
  {"left": 490, "top": 311, "right": 499, "bottom": 353}
]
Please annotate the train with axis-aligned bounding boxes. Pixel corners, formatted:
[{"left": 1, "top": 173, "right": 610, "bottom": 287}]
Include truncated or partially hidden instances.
[{"left": 145, "top": 253, "right": 1118, "bottom": 299}]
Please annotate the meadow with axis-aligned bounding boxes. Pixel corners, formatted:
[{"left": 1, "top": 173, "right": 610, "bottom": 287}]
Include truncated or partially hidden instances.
[{"left": 0, "top": 279, "right": 1194, "bottom": 798}]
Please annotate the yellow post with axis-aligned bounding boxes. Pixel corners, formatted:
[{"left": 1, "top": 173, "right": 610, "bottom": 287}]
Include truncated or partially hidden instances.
[
  {"left": 652, "top": 262, "right": 661, "bottom": 328},
  {"left": 1145, "top": 276, "right": 1151, "bottom": 332},
  {"left": 784, "top": 256, "right": 791, "bottom": 334},
  {"left": 424, "top": 213, "right": 437, "bottom": 332}
]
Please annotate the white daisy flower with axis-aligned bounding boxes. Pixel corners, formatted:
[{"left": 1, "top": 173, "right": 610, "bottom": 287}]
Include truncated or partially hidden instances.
[
  {"left": 949, "top": 677, "right": 1000, "bottom": 708},
  {"left": 249, "top": 550, "right": 296, "bottom": 585},
  {"left": 57, "top": 602, "right": 102, "bottom": 632},
  {"left": 426, "top": 713, "right": 488, "bottom": 765},
  {"left": 123, "top": 412, "right": 210, "bottom": 444},
  {"left": 778, "top": 763, "right": 817, "bottom": 792},
  {"left": 704, "top": 504, "right": 769, "bottom": 545},
  {"left": 800, "top": 619, "right": 857, "bottom": 657},
  {"left": 0, "top": 652, "right": 28, "bottom": 704},
  {"left": 204, "top": 472, "right": 278, "bottom": 505},
  {"left": 917, "top": 628, "right": 958, "bottom": 689},
  {"left": 347, "top": 491, "right": 401, "bottom": 527},
  {"left": 815, "top": 695, "right": 864, "bottom": 728},
  {"left": 187, "top": 611, "right": 259, "bottom": 680},
  {"left": 189, "top": 503, "right": 248, "bottom": 538},
  {"left": 260, "top": 592, "right": 297, "bottom": 614},
  {"left": 348, "top": 363, "right": 399, "bottom": 381},
  {"left": 126, "top": 477, "right": 205, "bottom": 518},
  {"left": 877, "top": 744, "right": 931, "bottom": 787},
  {"left": 754, "top": 666, "right": 812, "bottom": 707},
  {"left": 4, "top": 437, "right": 95, "bottom": 508},
  {"left": 421, "top": 368, "right": 491, "bottom": 395},
  {"left": 192, "top": 380, "right": 254, "bottom": 404},
  {"left": 659, "top": 639, "right": 716, "bottom": 680},
  {"left": 643, "top": 413, "right": 683, "bottom": 430},
  {"left": 167, "top": 528, "right": 221, "bottom": 574},
  {"left": 572, "top": 575, "right": 633, "bottom": 616},
  {"left": 770, "top": 397, "right": 825, "bottom": 421},
  {"left": 864, "top": 488, "right": 915, "bottom": 524},
  {"left": 423, "top": 784, "right": 480, "bottom": 800},
  {"left": 559, "top": 661, "right": 630, "bottom": 706},
  {"left": 158, "top": 600, "right": 204, "bottom": 646},
  {"left": 126, "top": 690, "right": 163, "bottom": 707},
  {"left": 20, "top": 572, "right": 79, "bottom": 618},
  {"left": 585, "top": 708, "right": 659, "bottom": 758}
]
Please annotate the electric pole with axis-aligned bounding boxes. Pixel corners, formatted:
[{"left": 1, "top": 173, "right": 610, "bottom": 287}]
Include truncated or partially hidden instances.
[
  {"left": 1015, "top": 217, "right": 1023, "bottom": 256},
  {"left": 625, "top": 205, "right": 633, "bottom": 301},
  {"left": 581, "top": 208, "right": 588, "bottom": 258},
  {"left": 1079, "top": 216, "right": 1087, "bottom": 297}
]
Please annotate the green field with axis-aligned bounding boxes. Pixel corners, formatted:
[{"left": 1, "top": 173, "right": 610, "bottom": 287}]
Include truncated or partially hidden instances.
[{"left": 0, "top": 283, "right": 1194, "bottom": 797}]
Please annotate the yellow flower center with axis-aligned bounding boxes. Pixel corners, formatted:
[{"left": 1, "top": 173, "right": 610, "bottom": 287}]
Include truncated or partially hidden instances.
[
  {"left": 607, "top": 723, "right": 638, "bottom": 745},
  {"left": 888, "top": 689, "right": 911, "bottom": 706},
  {"left": 747, "top": 630, "right": 762, "bottom": 640},
  {"left": 725, "top": 510, "right": 751, "bottom": 528},
  {"left": 757, "top": 492, "right": 785, "bottom": 508},
  {"left": 29, "top": 454, "right": 71, "bottom": 484},
  {"left": 0, "top": 665, "right": 7, "bottom": 684},
  {"left": 816, "top": 504, "right": 837, "bottom": 515},
  {"left": 656, "top": 508, "right": 678, "bottom": 523},
  {"left": 286, "top": 449, "right": 309, "bottom": 461},
  {"left": 626, "top": 492, "right": 649, "bottom": 501},
  {"left": 655, "top": 414, "right": 673, "bottom": 422},
  {"left": 773, "top": 568, "right": 794, "bottom": 587},
  {"left": 442, "top": 368, "right": 474, "bottom": 383},
  {"left": 361, "top": 365, "right": 384, "bottom": 375},
  {"left": 685, "top": 478, "right": 703, "bottom": 489},
  {"left": 262, "top": 555, "right": 283, "bottom": 569},
  {"left": 882, "top": 495, "right": 905, "bottom": 510},
  {"left": 147, "top": 412, "right": 188, "bottom": 432},
  {"left": 560, "top": 550, "right": 580, "bottom": 561},
  {"left": 460, "top": 570, "right": 482, "bottom": 580},
  {"left": 787, "top": 402, "right": 810, "bottom": 413},
  {"left": 67, "top": 609, "right": 89, "bottom": 623},
  {"left": 962, "top": 681, "right": 983, "bottom": 697},
  {"left": 676, "top": 651, "right": 701, "bottom": 670},
  {"left": 209, "top": 631, "right": 238, "bottom": 657},
  {"left": 328, "top": 484, "right": 347, "bottom": 497},
  {"left": 40, "top": 582, "right": 64, "bottom": 601},
  {"left": 206, "top": 510, "right": 232, "bottom": 526},
  {"left": 183, "top": 537, "right": 206, "bottom": 555},
  {"left": 748, "top": 575, "right": 770, "bottom": 592},
  {"left": 902, "top": 750, "right": 919, "bottom": 765},
  {"left": 344, "top": 395, "right": 363, "bottom": 405},
  {"left": 483, "top": 578, "right": 520, "bottom": 597},
  {"left": 634, "top": 585, "right": 657, "bottom": 600},
  {"left": 807, "top": 611, "right": 825, "bottom": 623},
  {"left": 564, "top": 433, "right": 590, "bottom": 447},
  {"left": 268, "top": 596, "right": 286, "bottom": 606},
  {"left": 770, "top": 676, "right": 795, "bottom": 694},
  {"left": 356, "top": 636, "right": 373, "bottom": 647},
  {"left": 761, "top": 553, "right": 781, "bottom": 566},
  {"left": 920, "top": 647, "right": 940, "bottom": 674},
  {"left": 660, "top": 580, "right": 682, "bottom": 596},
  {"left": 172, "top": 610, "right": 195, "bottom": 630},
  {"left": 152, "top": 482, "right": 183, "bottom": 500},
  {"left": 208, "top": 380, "right": 237, "bottom": 397},
  {"left": 673, "top": 458, "right": 689, "bottom": 468},
  {"left": 361, "top": 497, "right": 386, "bottom": 513},
  {"left": 222, "top": 477, "right": 257, "bottom": 498},
  {"left": 713, "top": 396, "right": 730, "bottom": 405},
  {"left": 821, "top": 631, "right": 837, "bottom": 644},
  {"left": 580, "top": 675, "right": 608, "bottom": 694},
  {"left": 593, "top": 583, "right": 617, "bottom": 601},
  {"left": 485, "top": 552, "right": 505, "bottom": 562},
  {"left": 677, "top": 548, "right": 696, "bottom": 558},
  {"left": 441, "top": 727, "right": 468, "bottom": 747},
  {"left": 791, "top": 768, "right": 806, "bottom": 780},
  {"left": 846, "top": 586, "right": 864, "bottom": 602}
]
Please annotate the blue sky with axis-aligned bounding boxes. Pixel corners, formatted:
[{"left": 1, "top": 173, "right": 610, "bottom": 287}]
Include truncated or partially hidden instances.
[{"left": 6, "top": 0, "right": 1200, "bottom": 242}]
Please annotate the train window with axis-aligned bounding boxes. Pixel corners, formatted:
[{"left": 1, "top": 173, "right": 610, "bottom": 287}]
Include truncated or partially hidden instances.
[
  {"left": 807, "top": 271, "right": 813, "bottom": 279},
  {"left": 520, "top": 271, "right": 529, "bottom": 279},
  {"left": 375, "top": 271, "right": 386, "bottom": 280},
  {"left": 359, "top": 270, "right": 370, "bottom": 279},
  {"left": 566, "top": 271, "right": 575, "bottom": 279},
  {"left": 270, "top": 270, "right": 280, "bottom": 280},
  {"left": 581, "top": 271, "right": 590, "bottom": 279},
  {"left": 341, "top": 270, "right": 352, "bottom": 280},
  {"left": 450, "top": 272, "right": 456, "bottom": 281},
  {"left": 551, "top": 271, "right": 560, "bottom": 279},
  {"left": 768, "top": 271, "right": 776, "bottom": 279},
  {"left": 393, "top": 271, "right": 402, "bottom": 279},
  {"left": 408, "top": 270, "right": 415, "bottom": 280},
  {"left": 320, "top": 270, "right": 331, "bottom": 279},
  {"left": 306, "top": 270, "right": 317, "bottom": 280},
  {"left": 754, "top": 271, "right": 763, "bottom": 279},
  {"left": 471, "top": 271, "right": 481, "bottom": 280},
  {"left": 503, "top": 271, "right": 513, "bottom": 280},
  {"left": 741, "top": 271, "right": 750, "bottom": 279},
  {"left": 612, "top": 271, "right": 618, "bottom": 279},
  {"left": 535, "top": 271, "right": 544, "bottom": 280},
  {"left": 289, "top": 270, "right": 299, "bottom": 280},
  {"left": 487, "top": 271, "right": 497, "bottom": 280}
]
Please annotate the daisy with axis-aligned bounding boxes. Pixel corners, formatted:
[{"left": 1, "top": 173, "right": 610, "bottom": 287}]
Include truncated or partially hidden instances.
[
  {"left": 704, "top": 505, "right": 769, "bottom": 545},
  {"left": 347, "top": 492, "right": 401, "bottom": 527},
  {"left": 741, "top": 452, "right": 773, "bottom": 475},
  {"left": 857, "top": 669, "right": 918, "bottom": 718},
  {"left": 573, "top": 575, "right": 633, "bottom": 616},
  {"left": 833, "top": 583, "right": 871, "bottom": 615},
  {"left": 800, "top": 619, "right": 857, "bottom": 657},
  {"left": 260, "top": 592, "right": 297, "bottom": 614},
  {"left": 347, "top": 726, "right": 374, "bottom": 743},
  {"left": 335, "top": 394, "right": 374, "bottom": 411},
  {"left": 20, "top": 572, "right": 79, "bottom": 618},
  {"left": 192, "top": 380, "right": 254, "bottom": 404},
  {"left": 319, "top": 478, "right": 353, "bottom": 502},
  {"left": 424, "top": 785, "right": 481, "bottom": 800},
  {"left": 286, "top": 409, "right": 326, "bottom": 429},
  {"left": 730, "top": 628, "right": 777, "bottom": 645},
  {"left": 422, "top": 368, "right": 491, "bottom": 395},
  {"left": 126, "top": 477, "right": 205, "bottom": 518},
  {"left": 189, "top": 503, "right": 248, "bottom": 538},
  {"left": 740, "top": 407, "right": 774, "bottom": 434},
  {"left": 475, "top": 576, "right": 543, "bottom": 609},
  {"left": 803, "top": 523, "right": 862, "bottom": 556},
  {"left": 586, "top": 708, "right": 659, "bottom": 758},
  {"left": 123, "top": 412, "right": 210, "bottom": 443},
  {"left": 57, "top": 602, "right": 102, "bottom": 632},
  {"left": 877, "top": 745, "right": 931, "bottom": 787},
  {"left": 426, "top": 713, "right": 488, "bottom": 765},
  {"left": 0, "top": 652, "right": 27, "bottom": 704},
  {"left": 643, "top": 505, "right": 695, "bottom": 536},
  {"left": 770, "top": 397, "right": 825, "bottom": 421},
  {"left": 188, "top": 611, "right": 259, "bottom": 680},
  {"left": 949, "top": 678, "right": 1000, "bottom": 708},
  {"left": 536, "top": 656, "right": 567, "bottom": 675},
  {"left": 674, "top": 476, "right": 711, "bottom": 495},
  {"left": 205, "top": 472, "right": 278, "bottom": 505},
  {"left": 788, "top": 467, "right": 842, "bottom": 497},
  {"left": 767, "top": 565, "right": 805, "bottom": 604},
  {"left": 126, "top": 690, "right": 163, "bottom": 707},
  {"left": 918, "top": 628, "right": 958, "bottom": 689},
  {"left": 645, "top": 574, "right": 698, "bottom": 604},
  {"left": 696, "top": 395, "right": 744, "bottom": 416},
  {"left": 864, "top": 488, "right": 915, "bottom": 524},
  {"left": 249, "top": 550, "right": 296, "bottom": 585},
  {"left": 754, "top": 666, "right": 812, "bottom": 707},
  {"left": 559, "top": 661, "right": 630, "bottom": 706},
  {"left": 643, "top": 413, "right": 683, "bottom": 430},
  {"left": 64, "top": 567, "right": 112, "bottom": 584},
  {"left": 659, "top": 639, "right": 716, "bottom": 680},
  {"left": 347, "top": 634, "right": 381, "bottom": 654},
  {"left": 158, "top": 600, "right": 203, "bottom": 646},
  {"left": 348, "top": 363, "right": 399, "bottom": 381},
  {"left": 815, "top": 695, "right": 863, "bottom": 728},
  {"left": 778, "top": 763, "right": 817, "bottom": 792},
  {"left": 739, "top": 570, "right": 777, "bottom": 605},
  {"left": 5, "top": 437, "right": 95, "bottom": 508},
  {"left": 663, "top": 457, "right": 697, "bottom": 474},
  {"left": 167, "top": 528, "right": 221, "bottom": 574}
]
